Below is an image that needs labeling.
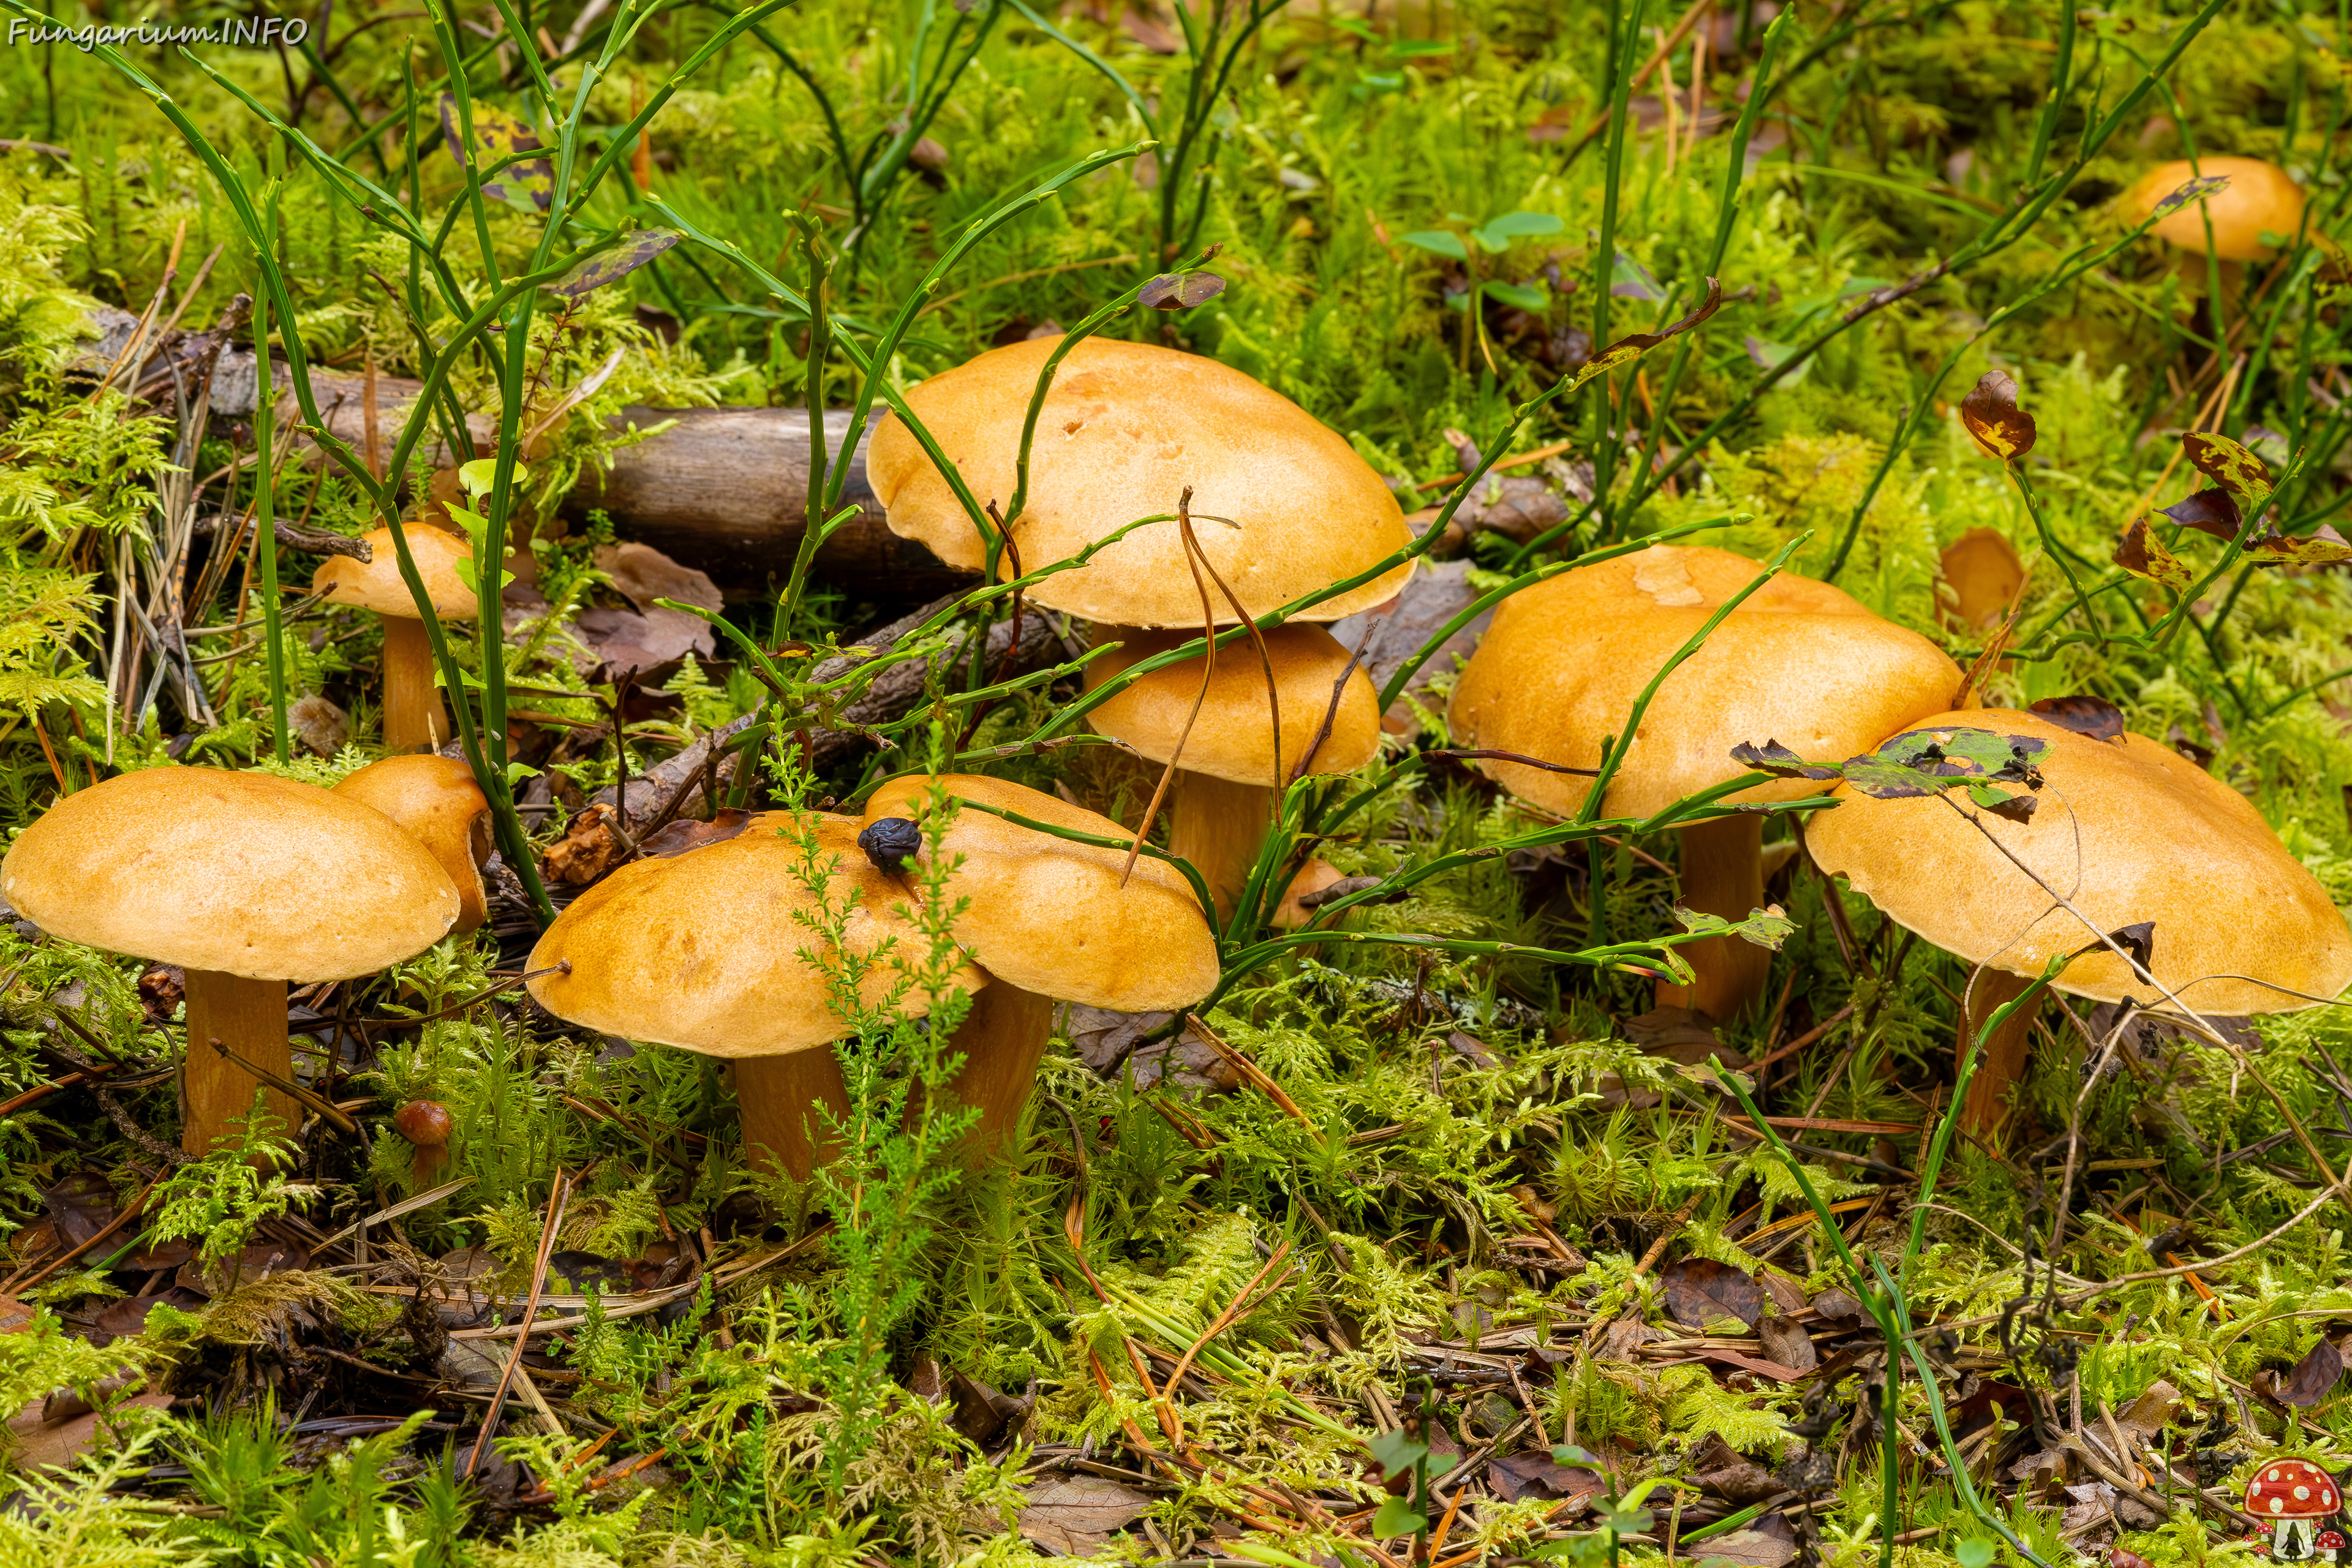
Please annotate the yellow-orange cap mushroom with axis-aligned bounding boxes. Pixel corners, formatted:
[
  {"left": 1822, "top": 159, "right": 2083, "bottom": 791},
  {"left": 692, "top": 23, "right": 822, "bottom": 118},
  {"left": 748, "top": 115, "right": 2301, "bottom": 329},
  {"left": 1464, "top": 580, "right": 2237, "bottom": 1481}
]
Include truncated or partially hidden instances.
[
  {"left": 334, "top": 754, "right": 492, "bottom": 933},
  {"left": 1807, "top": 709, "right": 2352, "bottom": 1016},
  {"left": 2126, "top": 157, "right": 2306, "bottom": 262},
  {"left": 869, "top": 337, "right": 1414, "bottom": 628},
  {"left": 1082, "top": 624, "right": 1381, "bottom": 787}
]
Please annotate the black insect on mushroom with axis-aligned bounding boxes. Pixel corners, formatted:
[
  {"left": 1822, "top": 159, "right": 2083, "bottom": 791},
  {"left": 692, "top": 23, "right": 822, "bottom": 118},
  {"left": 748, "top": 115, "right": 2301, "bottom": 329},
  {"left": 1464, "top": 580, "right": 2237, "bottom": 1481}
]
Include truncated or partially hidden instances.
[{"left": 858, "top": 817, "right": 924, "bottom": 874}]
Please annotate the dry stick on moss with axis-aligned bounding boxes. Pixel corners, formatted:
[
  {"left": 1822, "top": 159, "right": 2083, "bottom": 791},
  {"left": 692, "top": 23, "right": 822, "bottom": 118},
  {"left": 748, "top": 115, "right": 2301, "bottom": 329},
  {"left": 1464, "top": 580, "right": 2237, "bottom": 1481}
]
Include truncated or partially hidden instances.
[{"left": 467, "top": 1168, "right": 571, "bottom": 1477}]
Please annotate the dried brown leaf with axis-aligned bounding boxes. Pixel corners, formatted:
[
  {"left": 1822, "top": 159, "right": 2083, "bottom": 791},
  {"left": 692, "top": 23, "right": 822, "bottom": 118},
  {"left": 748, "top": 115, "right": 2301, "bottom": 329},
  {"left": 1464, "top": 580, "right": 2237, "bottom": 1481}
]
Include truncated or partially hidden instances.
[
  {"left": 1757, "top": 1314, "right": 1819, "bottom": 1374},
  {"left": 2028, "top": 695, "right": 2125, "bottom": 743},
  {"left": 2274, "top": 1338, "right": 2343, "bottom": 1408},
  {"left": 1662, "top": 1257, "right": 1765, "bottom": 1331},
  {"left": 1490, "top": 1452, "right": 1606, "bottom": 1505},
  {"left": 1017, "top": 1474, "right": 1156, "bottom": 1555},
  {"left": 1959, "top": 371, "right": 2037, "bottom": 461}
]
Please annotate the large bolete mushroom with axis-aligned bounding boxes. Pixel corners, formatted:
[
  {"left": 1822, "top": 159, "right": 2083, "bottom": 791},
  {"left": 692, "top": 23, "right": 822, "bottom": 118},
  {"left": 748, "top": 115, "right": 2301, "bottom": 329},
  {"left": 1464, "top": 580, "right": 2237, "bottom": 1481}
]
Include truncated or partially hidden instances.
[
  {"left": 1447, "top": 544, "right": 1962, "bottom": 1023},
  {"left": 871, "top": 338, "right": 1411, "bottom": 921},
  {"left": 0, "top": 768, "right": 460, "bottom": 1156},
  {"left": 1806, "top": 707, "right": 2352, "bottom": 1136},
  {"left": 333, "top": 754, "right": 492, "bottom": 934},
  {"left": 859, "top": 774, "right": 1219, "bottom": 1151},
  {"left": 313, "top": 525, "right": 478, "bottom": 752},
  {"left": 525, "top": 812, "right": 981, "bottom": 1180},
  {"left": 869, "top": 335, "right": 1414, "bottom": 628},
  {"left": 2125, "top": 157, "right": 2306, "bottom": 262},
  {"left": 1081, "top": 623, "right": 1380, "bottom": 915}
]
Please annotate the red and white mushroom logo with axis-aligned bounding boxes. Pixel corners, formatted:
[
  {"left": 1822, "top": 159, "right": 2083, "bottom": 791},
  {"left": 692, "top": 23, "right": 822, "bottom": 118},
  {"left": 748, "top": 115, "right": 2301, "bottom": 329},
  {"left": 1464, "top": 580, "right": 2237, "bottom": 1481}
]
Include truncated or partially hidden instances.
[{"left": 2247, "top": 1463, "right": 2344, "bottom": 1562}]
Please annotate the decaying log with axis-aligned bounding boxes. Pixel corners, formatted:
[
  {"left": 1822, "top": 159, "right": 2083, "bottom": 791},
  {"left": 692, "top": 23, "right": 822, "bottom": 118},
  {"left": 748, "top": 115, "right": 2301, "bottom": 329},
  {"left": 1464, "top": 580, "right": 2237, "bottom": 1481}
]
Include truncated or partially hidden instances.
[
  {"left": 539, "top": 592, "right": 1063, "bottom": 884},
  {"left": 91, "top": 309, "right": 968, "bottom": 598}
]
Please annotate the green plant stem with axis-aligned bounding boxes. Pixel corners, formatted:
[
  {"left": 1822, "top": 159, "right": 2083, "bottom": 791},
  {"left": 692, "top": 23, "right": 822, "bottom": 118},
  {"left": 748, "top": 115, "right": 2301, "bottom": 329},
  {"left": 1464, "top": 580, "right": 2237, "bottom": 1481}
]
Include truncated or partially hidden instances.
[{"left": 250, "top": 252, "right": 287, "bottom": 766}]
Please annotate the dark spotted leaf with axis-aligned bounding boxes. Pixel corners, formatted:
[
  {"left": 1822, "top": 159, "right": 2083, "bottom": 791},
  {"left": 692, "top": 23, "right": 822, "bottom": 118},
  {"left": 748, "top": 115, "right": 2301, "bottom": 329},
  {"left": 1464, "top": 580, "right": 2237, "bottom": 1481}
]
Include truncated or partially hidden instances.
[
  {"left": 2114, "top": 518, "right": 2195, "bottom": 591},
  {"left": 1959, "top": 371, "right": 2037, "bottom": 461},
  {"left": 2181, "top": 431, "right": 2275, "bottom": 511},
  {"left": 1662, "top": 1256, "right": 1766, "bottom": 1331},
  {"left": 2158, "top": 486, "right": 2242, "bottom": 543},
  {"left": 439, "top": 94, "right": 552, "bottom": 213},
  {"left": 1729, "top": 739, "right": 1841, "bottom": 780},
  {"left": 1841, "top": 727, "right": 2046, "bottom": 803},
  {"left": 2151, "top": 174, "right": 2230, "bottom": 216},
  {"left": 2274, "top": 1338, "right": 2343, "bottom": 1408},
  {"left": 548, "top": 229, "right": 682, "bottom": 300},
  {"left": 2245, "top": 525, "right": 2352, "bottom": 568},
  {"left": 1575, "top": 277, "right": 1723, "bottom": 383},
  {"left": 2029, "top": 694, "right": 2125, "bottom": 743},
  {"left": 1137, "top": 271, "right": 1226, "bottom": 309}
]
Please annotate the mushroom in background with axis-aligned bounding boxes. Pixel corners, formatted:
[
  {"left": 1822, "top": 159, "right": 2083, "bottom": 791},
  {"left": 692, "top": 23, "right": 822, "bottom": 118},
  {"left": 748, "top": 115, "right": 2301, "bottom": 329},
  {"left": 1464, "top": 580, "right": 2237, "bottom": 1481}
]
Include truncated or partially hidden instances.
[
  {"left": 526, "top": 812, "right": 982, "bottom": 1181},
  {"left": 1082, "top": 624, "right": 1380, "bottom": 916},
  {"left": 1806, "top": 707, "right": 2352, "bottom": 1137},
  {"left": 333, "top": 754, "right": 492, "bottom": 934},
  {"left": 1934, "top": 528, "right": 2026, "bottom": 636},
  {"left": 0, "top": 768, "right": 461, "bottom": 1156},
  {"left": 312, "top": 525, "right": 478, "bottom": 752},
  {"left": 859, "top": 774, "right": 1219, "bottom": 1153},
  {"left": 1447, "top": 543, "right": 1962, "bottom": 1025},
  {"left": 2127, "top": 156, "right": 2307, "bottom": 262}
]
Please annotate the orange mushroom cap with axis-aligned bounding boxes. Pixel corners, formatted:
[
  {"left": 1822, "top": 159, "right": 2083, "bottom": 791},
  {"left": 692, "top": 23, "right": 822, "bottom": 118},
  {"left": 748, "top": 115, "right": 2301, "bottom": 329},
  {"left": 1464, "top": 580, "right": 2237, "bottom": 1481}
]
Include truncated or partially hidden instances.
[{"left": 2125, "top": 157, "right": 2307, "bottom": 263}]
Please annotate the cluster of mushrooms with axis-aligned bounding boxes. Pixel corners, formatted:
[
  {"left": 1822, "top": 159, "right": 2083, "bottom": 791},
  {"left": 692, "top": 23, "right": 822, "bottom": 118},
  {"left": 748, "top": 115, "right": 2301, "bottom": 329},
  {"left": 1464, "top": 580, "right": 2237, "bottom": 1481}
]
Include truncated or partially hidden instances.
[{"left": 2, "top": 162, "right": 2348, "bottom": 1178}]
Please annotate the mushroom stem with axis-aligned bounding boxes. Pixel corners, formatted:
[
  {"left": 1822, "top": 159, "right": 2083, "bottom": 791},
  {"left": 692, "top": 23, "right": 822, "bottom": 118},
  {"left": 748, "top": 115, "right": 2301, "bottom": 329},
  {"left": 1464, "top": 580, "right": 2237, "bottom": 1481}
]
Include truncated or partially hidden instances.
[
  {"left": 1168, "top": 770, "right": 1272, "bottom": 919},
  {"left": 413, "top": 1145, "right": 445, "bottom": 1188},
  {"left": 734, "top": 1050, "right": 851, "bottom": 1182},
  {"left": 946, "top": 981, "right": 1055, "bottom": 1158},
  {"left": 1655, "top": 813, "right": 1770, "bottom": 1023},
  {"left": 1958, "top": 968, "right": 2039, "bottom": 1138},
  {"left": 379, "top": 615, "right": 447, "bottom": 753},
  {"left": 180, "top": 969, "right": 299, "bottom": 1159}
]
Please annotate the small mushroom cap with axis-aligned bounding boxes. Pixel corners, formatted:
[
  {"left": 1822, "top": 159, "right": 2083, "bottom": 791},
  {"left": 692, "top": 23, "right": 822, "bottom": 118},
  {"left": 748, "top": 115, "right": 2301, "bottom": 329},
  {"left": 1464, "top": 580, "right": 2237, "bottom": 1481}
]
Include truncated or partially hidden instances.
[
  {"left": 333, "top": 755, "right": 492, "bottom": 934},
  {"left": 2247, "top": 1461, "right": 2342, "bottom": 1518},
  {"left": 1272, "top": 858, "right": 1349, "bottom": 930},
  {"left": 312, "top": 525, "right": 480, "bottom": 620},
  {"left": 1082, "top": 623, "right": 1381, "bottom": 786},
  {"left": 393, "top": 1100, "right": 453, "bottom": 1148},
  {"left": 2127, "top": 158, "right": 2307, "bottom": 262},
  {"left": 0, "top": 767, "right": 459, "bottom": 980},
  {"left": 1936, "top": 528, "right": 2026, "bottom": 633},
  {"left": 527, "top": 812, "right": 980, "bottom": 1058},
  {"left": 1807, "top": 709, "right": 2352, "bottom": 1014},
  {"left": 861, "top": 774, "right": 1218, "bottom": 1012},
  {"left": 1447, "top": 545, "right": 1962, "bottom": 819},
  {"left": 868, "top": 336, "right": 1414, "bottom": 627}
]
